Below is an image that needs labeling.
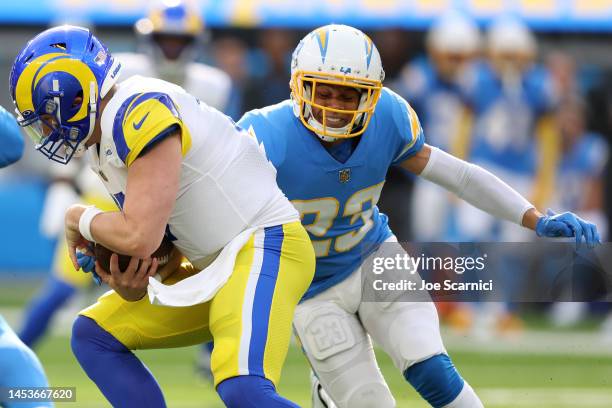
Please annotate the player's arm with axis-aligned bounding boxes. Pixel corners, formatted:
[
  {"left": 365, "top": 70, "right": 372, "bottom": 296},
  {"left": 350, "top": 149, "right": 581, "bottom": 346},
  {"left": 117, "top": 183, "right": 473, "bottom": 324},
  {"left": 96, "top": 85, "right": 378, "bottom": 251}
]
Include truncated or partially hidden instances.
[
  {"left": 400, "top": 143, "right": 600, "bottom": 246},
  {"left": 66, "top": 131, "right": 182, "bottom": 263},
  {"left": 65, "top": 92, "right": 189, "bottom": 268}
]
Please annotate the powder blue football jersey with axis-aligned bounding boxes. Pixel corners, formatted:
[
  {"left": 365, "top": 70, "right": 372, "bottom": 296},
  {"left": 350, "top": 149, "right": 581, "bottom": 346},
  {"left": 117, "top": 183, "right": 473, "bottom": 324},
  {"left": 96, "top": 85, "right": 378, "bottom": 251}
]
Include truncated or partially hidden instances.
[
  {"left": 238, "top": 88, "right": 424, "bottom": 299},
  {"left": 0, "top": 315, "right": 52, "bottom": 408},
  {"left": 466, "top": 62, "right": 557, "bottom": 175},
  {"left": 395, "top": 57, "right": 472, "bottom": 152}
]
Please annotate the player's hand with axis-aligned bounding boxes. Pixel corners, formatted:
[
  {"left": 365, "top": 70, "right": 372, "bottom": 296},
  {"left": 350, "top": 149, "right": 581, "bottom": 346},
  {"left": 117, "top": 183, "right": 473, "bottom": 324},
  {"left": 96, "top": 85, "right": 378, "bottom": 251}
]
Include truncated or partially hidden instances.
[
  {"left": 65, "top": 204, "right": 93, "bottom": 270},
  {"left": 536, "top": 209, "right": 601, "bottom": 248},
  {"left": 95, "top": 254, "right": 159, "bottom": 302},
  {"left": 76, "top": 250, "right": 102, "bottom": 286}
]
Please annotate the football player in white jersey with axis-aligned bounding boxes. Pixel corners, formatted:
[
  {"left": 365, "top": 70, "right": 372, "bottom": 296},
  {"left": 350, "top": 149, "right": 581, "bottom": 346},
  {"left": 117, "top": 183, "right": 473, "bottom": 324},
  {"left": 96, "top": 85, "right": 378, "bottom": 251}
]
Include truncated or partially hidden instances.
[
  {"left": 19, "top": 0, "right": 233, "bottom": 350},
  {"left": 10, "top": 25, "right": 314, "bottom": 408},
  {"left": 116, "top": 0, "right": 232, "bottom": 113}
]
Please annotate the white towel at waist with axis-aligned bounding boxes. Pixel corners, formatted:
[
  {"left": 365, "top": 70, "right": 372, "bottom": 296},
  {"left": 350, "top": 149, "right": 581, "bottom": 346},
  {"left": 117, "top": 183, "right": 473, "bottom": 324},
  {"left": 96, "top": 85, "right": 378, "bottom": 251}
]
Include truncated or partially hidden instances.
[{"left": 147, "top": 227, "right": 257, "bottom": 307}]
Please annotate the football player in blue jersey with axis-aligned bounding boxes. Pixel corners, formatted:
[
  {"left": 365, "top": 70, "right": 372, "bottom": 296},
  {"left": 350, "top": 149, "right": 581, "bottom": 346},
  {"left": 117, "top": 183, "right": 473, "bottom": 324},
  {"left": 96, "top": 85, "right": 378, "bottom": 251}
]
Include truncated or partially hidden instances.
[
  {"left": 0, "top": 106, "right": 53, "bottom": 407},
  {"left": 237, "top": 24, "right": 600, "bottom": 408}
]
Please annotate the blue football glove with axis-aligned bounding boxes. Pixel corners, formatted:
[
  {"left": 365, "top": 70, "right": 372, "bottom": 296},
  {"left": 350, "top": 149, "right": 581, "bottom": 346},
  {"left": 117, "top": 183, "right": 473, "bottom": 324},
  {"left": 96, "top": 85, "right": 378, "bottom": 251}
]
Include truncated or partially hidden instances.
[
  {"left": 76, "top": 251, "right": 102, "bottom": 286},
  {"left": 536, "top": 209, "right": 601, "bottom": 248}
]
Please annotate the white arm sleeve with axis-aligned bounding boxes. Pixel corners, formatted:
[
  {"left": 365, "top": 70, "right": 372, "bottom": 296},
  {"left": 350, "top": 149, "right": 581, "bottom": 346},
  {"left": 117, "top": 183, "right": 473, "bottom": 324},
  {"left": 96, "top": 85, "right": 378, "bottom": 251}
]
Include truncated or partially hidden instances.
[{"left": 420, "top": 146, "right": 534, "bottom": 226}]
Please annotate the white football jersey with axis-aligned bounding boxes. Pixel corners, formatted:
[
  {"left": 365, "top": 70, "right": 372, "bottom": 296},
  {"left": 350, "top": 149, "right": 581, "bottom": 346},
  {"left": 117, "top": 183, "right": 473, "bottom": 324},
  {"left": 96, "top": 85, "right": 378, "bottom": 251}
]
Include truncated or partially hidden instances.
[
  {"left": 88, "top": 75, "right": 298, "bottom": 269},
  {"left": 115, "top": 52, "right": 232, "bottom": 113}
]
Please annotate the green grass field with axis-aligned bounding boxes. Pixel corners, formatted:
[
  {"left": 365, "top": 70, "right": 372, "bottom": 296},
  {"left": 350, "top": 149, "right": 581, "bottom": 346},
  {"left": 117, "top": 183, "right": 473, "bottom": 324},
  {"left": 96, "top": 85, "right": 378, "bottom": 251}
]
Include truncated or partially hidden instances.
[
  {"left": 3, "top": 282, "right": 612, "bottom": 407},
  {"left": 34, "top": 333, "right": 612, "bottom": 408}
]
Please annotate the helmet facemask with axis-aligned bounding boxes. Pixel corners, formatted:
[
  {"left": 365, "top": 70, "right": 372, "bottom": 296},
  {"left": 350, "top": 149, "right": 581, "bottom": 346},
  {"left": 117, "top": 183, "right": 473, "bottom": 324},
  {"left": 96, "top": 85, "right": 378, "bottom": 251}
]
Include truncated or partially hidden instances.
[
  {"left": 16, "top": 78, "right": 98, "bottom": 164},
  {"left": 291, "top": 71, "right": 382, "bottom": 142}
]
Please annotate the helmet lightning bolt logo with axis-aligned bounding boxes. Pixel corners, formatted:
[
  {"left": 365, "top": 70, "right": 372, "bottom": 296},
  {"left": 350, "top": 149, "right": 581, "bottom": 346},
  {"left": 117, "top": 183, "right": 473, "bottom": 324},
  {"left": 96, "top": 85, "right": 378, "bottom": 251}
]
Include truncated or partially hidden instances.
[
  {"left": 364, "top": 35, "right": 374, "bottom": 69},
  {"left": 315, "top": 28, "right": 329, "bottom": 64}
]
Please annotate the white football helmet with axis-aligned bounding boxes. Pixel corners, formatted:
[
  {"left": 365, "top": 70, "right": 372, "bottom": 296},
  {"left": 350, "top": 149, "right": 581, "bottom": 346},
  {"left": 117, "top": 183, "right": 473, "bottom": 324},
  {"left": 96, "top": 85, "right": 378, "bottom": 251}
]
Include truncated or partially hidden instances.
[
  {"left": 427, "top": 12, "right": 480, "bottom": 56},
  {"left": 487, "top": 17, "right": 536, "bottom": 58},
  {"left": 290, "top": 24, "right": 385, "bottom": 142}
]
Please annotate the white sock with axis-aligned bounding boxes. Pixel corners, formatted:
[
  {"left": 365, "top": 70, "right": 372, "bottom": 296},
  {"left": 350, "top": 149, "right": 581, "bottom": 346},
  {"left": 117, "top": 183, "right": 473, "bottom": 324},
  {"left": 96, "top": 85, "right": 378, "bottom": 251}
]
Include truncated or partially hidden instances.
[{"left": 443, "top": 381, "right": 484, "bottom": 408}]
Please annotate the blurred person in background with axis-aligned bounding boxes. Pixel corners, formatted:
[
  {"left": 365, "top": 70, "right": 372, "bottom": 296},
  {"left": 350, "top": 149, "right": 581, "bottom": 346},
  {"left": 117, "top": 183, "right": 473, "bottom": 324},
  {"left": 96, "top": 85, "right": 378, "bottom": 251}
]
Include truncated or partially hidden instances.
[
  {"left": 545, "top": 96, "right": 608, "bottom": 328},
  {"left": 452, "top": 16, "right": 558, "bottom": 242},
  {"left": 546, "top": 51, "right": 580, "bottom": 104},
  {"left": 211, "top": 35, "right": 251, "bottom": 120},
  {"left": 242, "top": 28, "right": 295, "bottom": 112},
  {"left": 372, "top": 28, "right": 415, "bottom": 82},
  {"left": 393, "top": 12, "right": 481, "bottom": 242},
  {"left": 452, "top": 17, "right": 559, "bottom": 336},
  {"left": 548, "top": 97, "right": 607, "bottom": 244},
  {"left": 117, "top": 0, "right": 233, "bottom": 114},
  {"left": 0, "top": 105, "right": 53, "bottom": 408}
]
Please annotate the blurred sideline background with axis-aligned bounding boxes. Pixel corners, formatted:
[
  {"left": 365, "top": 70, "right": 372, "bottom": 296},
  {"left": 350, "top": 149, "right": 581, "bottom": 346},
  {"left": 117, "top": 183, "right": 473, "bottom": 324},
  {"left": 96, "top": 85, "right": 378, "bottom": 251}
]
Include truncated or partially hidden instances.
[{"left": 1, "top": 0, "right": 612, "bottom": 407}]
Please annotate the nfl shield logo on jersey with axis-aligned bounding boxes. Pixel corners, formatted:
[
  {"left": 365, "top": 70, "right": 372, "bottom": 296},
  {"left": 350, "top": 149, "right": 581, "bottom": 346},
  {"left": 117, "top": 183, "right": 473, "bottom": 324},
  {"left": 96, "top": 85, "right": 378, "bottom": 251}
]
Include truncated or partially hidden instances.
[{"left": 338, "top": 168, "right": 351, "bottom": 183}]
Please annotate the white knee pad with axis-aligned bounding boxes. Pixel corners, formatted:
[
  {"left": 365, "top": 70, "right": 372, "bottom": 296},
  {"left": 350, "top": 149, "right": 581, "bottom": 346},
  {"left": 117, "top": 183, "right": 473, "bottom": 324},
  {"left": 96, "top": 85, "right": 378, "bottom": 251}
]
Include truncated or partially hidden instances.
[
  {"left": 294, "top": 303, "right": 395, "bottom": 408},
  {"left": 294, "top": 304, "right": 360, "bottom": 371}
]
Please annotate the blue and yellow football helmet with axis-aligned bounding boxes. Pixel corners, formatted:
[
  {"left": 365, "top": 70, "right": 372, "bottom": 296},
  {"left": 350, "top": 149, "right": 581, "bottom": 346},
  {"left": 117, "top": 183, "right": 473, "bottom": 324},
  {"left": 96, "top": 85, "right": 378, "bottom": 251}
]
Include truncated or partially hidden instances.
[
  {"left": 134, "top": 0, "right": 203, "bottom": 81},
  {"left": 9, "top": 25, "right": 122, "bottom": 164}
]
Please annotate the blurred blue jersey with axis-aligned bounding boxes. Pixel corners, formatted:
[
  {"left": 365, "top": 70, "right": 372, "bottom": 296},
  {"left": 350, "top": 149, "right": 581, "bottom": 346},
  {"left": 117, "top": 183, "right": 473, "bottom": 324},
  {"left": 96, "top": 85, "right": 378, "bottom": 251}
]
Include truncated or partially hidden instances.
[
  {"left": 395, "top": 57, "right": 471, "bottom": 152},
  {"left": 0, "top": 106, "right": 24, "bottom": 168},
  {"left": 0, "top": 315, "right": 52, "bottom": 408},
  {"left": 556, "top": 133, "right": 608, "bottom": 210},
  {"left": 466, "top": 62, "right": 557, "bottom": 175},
  {"left": 239, "top": 88, "right": 424, "bottom": 299}
]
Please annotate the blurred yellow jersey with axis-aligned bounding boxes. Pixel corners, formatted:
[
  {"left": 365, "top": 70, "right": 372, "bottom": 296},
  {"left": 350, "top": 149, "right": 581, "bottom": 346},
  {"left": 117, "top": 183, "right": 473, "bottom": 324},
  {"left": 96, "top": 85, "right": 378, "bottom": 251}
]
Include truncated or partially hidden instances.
[{"left": 88, "top": 75, "right": 298, "bottom": 270}]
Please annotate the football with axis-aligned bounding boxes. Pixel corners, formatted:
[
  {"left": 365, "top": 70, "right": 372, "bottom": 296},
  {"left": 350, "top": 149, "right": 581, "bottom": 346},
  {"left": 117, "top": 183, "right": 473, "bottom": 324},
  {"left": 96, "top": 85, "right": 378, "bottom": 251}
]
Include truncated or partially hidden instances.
[{"left": 94, "top": 237, "right": 175, "bottom": 273}]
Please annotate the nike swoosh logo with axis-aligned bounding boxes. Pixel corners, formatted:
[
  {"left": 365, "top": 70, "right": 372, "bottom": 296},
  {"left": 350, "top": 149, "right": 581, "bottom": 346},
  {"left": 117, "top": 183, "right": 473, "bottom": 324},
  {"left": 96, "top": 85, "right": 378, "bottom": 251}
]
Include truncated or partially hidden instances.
[{"left": 132, "top": 112, "right": 150, "bottom": 130}]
